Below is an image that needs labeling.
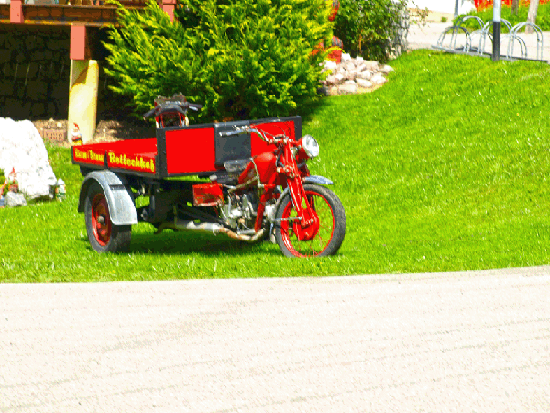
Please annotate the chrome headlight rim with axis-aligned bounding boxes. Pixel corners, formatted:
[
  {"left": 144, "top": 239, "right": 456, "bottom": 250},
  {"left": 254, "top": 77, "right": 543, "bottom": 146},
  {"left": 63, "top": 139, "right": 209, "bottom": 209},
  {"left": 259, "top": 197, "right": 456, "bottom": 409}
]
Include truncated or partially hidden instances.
[{"left": 301, "top": 134, "right": 319, "bottom": 159}]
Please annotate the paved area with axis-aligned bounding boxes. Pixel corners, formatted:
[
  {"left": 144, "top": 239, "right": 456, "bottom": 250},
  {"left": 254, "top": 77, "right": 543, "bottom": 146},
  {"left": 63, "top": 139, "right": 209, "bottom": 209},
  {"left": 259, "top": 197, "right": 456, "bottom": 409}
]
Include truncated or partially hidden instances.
[
  {"left": 1, "top": 266, "right": 550, "bottom": 412},
  {"left": 408, "top": 20, "right": 550, "bottom": 62}
]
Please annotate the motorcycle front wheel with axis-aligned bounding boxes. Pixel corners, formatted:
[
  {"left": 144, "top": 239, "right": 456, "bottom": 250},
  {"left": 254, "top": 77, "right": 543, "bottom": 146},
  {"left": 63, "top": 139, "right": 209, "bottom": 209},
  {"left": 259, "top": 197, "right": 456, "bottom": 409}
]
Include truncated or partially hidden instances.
[{"left": 274, "top": 184, "right": 346, "bottom": 258}]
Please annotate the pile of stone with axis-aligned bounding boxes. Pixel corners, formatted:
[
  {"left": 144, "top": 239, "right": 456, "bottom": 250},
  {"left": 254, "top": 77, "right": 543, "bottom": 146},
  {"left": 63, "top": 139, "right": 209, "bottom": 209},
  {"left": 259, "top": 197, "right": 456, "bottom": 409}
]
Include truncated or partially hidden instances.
[
  {"left": 0, "top": 118, "right": 58, "bottom": 206},
  {"left": 320, "top": 54, "right": 394, "bottom": 96}
]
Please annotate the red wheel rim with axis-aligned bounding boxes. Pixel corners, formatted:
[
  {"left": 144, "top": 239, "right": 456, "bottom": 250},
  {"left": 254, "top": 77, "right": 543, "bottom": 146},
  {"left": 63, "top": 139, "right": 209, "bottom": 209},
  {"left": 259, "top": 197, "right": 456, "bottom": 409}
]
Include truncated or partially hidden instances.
[
  {"left": 91, "top": 194, "right": 112, "bottom": 246},
  {"left": 280, "top": 190, "right": 336, "bottom": 257}
]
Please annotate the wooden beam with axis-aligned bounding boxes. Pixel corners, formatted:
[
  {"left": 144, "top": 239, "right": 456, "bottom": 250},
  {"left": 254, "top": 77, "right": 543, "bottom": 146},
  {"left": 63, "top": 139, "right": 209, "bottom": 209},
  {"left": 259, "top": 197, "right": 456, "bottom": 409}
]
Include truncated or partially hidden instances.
[{"left": 2, "top": 4, "right": 148, "bottom": 26}]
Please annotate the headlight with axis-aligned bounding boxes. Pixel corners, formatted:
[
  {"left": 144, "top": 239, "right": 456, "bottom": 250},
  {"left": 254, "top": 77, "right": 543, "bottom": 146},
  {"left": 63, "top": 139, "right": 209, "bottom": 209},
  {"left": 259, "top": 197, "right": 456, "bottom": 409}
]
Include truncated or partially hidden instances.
[{"left": 301, "top": 134, "right": 319, "bottom": 159}]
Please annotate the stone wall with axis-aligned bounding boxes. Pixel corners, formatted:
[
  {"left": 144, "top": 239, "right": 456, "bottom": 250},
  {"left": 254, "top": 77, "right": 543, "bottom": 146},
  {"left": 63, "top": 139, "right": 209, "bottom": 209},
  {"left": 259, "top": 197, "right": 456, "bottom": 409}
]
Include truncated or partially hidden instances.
[
  {"left": 0, "top": 25, "right": 152, "bottom": 141},
  {"left": 0, "top": 25, "right": 71, "bottom": 120}
]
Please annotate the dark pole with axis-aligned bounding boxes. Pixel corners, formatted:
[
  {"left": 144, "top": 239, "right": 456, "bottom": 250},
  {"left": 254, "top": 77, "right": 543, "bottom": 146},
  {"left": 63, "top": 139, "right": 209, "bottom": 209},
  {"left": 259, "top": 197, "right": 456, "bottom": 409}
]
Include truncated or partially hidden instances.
[
  {"left": 492, "top": 0, "right": 501, "bottom": 61},
  {"left": 455, "top": 0, "right": 459, "bottom": 18}
]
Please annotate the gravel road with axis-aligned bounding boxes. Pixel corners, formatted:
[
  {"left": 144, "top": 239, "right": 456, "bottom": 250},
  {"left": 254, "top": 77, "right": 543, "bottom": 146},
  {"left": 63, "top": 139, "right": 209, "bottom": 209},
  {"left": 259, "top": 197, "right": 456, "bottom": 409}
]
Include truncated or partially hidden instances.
[{"left": 1, "top": 266, "right": 549, "bottom": 412}]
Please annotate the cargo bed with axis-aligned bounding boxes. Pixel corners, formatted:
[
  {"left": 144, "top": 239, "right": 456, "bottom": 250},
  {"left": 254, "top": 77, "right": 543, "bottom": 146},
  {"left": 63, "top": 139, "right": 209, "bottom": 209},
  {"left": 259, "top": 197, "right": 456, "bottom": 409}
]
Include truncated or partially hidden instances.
[{"left": 72, "top": 117, "right": 302, "bottom": 178}]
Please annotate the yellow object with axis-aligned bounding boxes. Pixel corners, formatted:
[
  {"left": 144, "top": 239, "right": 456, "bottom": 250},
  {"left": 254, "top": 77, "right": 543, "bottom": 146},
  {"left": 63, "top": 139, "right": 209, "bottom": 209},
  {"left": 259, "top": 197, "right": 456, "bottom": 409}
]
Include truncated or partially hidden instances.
[{"left": 68, "top": 60, "right": 99, "bottom": 144}]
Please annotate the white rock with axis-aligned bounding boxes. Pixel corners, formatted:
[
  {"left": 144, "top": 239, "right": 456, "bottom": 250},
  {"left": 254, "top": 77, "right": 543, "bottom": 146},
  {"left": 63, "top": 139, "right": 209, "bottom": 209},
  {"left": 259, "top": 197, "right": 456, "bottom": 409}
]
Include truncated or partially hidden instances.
[
  {"left": 334, "top": 73, "right": 345, "bottom": 83},
  {"left": 357, "top": 70, "right": 373, "bottom": 80},
  {"left": 356, "top": 78, "right": 373, "bottom": 88},
  {"left": 344, "top": 62, "right": 356, "bottom": 72},
  {"left": 364, "top": 61, "right": 380, "bottom": 71},
  {"left": 328, "top": 86, "right": 339, "bottom": 96},
  {"left": 338, "top": 83, "right": 358, "bottom": 95},
  {"left": 371, "top": 73, "right": 387, "bottom": 85},
  {"left": 341, "top": 53, "right": 352, "bottom": 62},
  {"left": 5, "top": 192, "right": 27, "bottom": 207},
  {"left": 380, "top": 64, "right": 394, "bottom": 73},
  {"left": 345, "top": 71, "right": 357, "bottom": 81},
  {"left": 0, "top": 118, "right": 57, "bottom": 200},
  {"left": 356, "top": 56, "right": 364, "bottom": 62},
  {"left": 324, "top": 60, "right": 338, "bottom": 72},
  {"left": 325, "top": 74, "right": 338, "bottom": 85}
]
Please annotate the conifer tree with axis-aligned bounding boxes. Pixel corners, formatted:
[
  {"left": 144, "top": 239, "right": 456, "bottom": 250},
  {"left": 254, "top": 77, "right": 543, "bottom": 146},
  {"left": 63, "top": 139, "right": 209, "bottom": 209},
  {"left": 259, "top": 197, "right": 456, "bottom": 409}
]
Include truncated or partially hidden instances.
[{"left": 104, "top": 0, "right": 332, "bottom": 122}]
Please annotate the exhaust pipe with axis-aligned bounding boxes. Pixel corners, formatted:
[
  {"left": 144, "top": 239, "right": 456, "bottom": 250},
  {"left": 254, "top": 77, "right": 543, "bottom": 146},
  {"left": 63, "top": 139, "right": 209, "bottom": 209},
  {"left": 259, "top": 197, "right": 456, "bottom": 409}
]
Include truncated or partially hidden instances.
[{"left": 155, "top": 220, "right": 265, "bottom": 242}]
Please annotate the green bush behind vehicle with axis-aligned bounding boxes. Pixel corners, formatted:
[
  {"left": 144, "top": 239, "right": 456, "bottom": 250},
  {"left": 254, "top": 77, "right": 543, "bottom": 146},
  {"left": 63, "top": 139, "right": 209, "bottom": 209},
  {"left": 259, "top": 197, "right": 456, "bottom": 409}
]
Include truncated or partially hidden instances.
[
  {"left": 104, "top": 0, "right": 333, "bottom": 123},
  {"left": 332, "top": 0, "right": 411, "bottom": 62}
]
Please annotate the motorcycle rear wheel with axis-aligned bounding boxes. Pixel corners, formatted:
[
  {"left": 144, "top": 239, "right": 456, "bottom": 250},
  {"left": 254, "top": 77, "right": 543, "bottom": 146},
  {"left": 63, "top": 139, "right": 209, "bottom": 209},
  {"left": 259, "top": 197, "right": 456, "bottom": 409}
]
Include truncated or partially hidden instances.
[
  {"left": 84, "top": 182, "right": 131, "bottom": 253},
  {"left": 274, "top": 184, "right": 346, "bottom": 258}
]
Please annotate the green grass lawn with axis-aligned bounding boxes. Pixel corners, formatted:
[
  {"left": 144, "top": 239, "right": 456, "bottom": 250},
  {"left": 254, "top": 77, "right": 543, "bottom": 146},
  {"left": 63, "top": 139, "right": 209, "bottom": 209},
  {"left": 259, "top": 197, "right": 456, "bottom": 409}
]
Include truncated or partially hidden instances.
[{"left": 2, "top": 50, "right": 550, "bottom": 282}]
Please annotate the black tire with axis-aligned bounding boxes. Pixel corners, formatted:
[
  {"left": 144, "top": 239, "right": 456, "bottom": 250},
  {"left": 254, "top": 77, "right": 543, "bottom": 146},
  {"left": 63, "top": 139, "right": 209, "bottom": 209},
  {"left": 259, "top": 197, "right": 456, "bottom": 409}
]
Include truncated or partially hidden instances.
[
  {"left": 84, "top": 182, "right": 131, "bottom": 253},
  {"left": 274, "top": 184, "right": 346, "bottom": 257}
]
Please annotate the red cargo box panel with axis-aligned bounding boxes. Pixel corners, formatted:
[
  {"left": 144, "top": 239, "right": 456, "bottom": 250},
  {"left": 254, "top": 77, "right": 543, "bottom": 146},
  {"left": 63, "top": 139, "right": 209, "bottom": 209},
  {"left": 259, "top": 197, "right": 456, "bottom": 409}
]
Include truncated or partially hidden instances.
[
  {"left": 161, "top": 125, "right": 216, "bottom": 175},
  {"left": 157, "top": 116, "right": 302, "bottom": 177}
]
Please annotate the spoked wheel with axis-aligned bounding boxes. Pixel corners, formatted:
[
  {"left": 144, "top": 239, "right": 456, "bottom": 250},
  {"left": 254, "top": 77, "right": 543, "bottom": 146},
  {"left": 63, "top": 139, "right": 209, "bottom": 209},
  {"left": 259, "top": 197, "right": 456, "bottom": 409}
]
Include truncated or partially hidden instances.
[
  {"left": 274, "top": 184, "right": 346, "bottom": 257},
  {"left": 84, "top": 182, "right": 131, "bottom": 253}
]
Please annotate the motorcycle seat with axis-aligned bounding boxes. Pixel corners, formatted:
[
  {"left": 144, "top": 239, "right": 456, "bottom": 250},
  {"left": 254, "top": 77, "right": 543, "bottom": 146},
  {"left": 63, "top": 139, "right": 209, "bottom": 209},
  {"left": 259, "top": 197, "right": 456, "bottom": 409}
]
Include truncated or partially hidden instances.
[
  {"left": 210, "top": 171, "right": 237, "bottom": 185},
  {"left": 224, "top": 159, "right": 250, "bottom": 176}
]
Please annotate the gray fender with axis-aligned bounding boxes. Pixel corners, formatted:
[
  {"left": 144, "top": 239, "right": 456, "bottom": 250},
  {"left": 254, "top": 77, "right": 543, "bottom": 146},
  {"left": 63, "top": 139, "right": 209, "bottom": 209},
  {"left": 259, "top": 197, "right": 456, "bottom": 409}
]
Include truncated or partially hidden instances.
[
  {"left": 78, "top": 170, "right": 138, "bottom": 226},
  {"left": 303, "top": 175, "right": 334, "bottom": 186},
  {"left": 272, "top": 175, "right": 334, "bottom": 219}
]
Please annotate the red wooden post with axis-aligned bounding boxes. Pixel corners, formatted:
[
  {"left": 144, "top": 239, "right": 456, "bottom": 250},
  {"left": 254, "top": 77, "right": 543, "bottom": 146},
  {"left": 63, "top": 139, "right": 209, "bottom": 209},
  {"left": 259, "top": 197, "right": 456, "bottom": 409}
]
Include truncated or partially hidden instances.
[
  {"left": 71, "top": 24, "right": 90, "bottom": 61},
  {"left": 162, "top": 0, "right": 177, "bottom": 22},
  {"left": 10, "top": 0, "right": 24, "bottom": 24}
]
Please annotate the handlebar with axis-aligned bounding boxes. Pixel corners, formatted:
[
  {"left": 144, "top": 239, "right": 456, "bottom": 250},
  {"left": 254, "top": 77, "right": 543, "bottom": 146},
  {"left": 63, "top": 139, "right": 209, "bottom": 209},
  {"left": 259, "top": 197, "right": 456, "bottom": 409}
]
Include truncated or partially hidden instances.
[
  {"left": 220, "top": 125, "right": 289, "bottom": 145},
  {"left": 249, "top": 118, "right": 283, "bottom": 126},
  {"left": 219, "top": 129, "right": 256, "bottom": 137}
]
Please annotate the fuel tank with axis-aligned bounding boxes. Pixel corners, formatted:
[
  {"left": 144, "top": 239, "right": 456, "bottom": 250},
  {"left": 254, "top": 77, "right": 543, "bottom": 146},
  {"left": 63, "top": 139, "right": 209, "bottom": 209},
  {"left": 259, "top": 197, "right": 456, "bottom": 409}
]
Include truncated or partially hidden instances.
[{"left": 238, "top": 152, "right": 278, "bottom": 185}]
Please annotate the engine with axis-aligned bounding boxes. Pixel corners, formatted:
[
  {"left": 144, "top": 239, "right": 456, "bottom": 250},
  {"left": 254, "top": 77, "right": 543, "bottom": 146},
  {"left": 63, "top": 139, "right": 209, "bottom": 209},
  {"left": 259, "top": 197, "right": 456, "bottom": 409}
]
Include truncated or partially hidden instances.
[{"left": 222, "top": 191, "right": 258, "bottom": 232}]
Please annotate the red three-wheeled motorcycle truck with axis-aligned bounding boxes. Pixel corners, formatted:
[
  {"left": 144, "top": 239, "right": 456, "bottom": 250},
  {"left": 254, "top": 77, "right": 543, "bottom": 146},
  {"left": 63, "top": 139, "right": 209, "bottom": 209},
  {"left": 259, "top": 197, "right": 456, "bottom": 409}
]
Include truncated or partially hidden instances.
[{"left": 72, "top": 95, "right": 346, "bottom": 258}]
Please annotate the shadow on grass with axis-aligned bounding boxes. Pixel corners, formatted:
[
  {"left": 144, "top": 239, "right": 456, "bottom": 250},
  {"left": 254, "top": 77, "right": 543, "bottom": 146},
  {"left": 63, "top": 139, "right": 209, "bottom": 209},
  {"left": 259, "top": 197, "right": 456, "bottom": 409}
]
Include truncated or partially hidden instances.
[
  {"left": 80, "top": 230, "right": 280, "bottom": 257},
  {"left": 299, "top": 96, "right": 337, "bottom": 124}
]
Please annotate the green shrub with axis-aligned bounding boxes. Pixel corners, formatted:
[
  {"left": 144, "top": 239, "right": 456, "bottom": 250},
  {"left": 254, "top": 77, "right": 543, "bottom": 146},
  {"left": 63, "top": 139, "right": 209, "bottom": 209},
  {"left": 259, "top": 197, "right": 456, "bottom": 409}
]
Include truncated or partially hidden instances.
[
  {"left": 333, "top": 0, "right": 410, "bottom": 62},
  {"left": 104, "top": 0, "right": 332, "bottom": 122}
]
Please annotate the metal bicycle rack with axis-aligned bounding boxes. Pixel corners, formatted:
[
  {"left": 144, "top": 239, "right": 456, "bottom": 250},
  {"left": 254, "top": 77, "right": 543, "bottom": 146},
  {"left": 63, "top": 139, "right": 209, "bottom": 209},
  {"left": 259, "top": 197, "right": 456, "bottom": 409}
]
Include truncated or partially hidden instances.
[
  {"left": 484, "top": 19, "right": 528, "bottom": 59},
  {"left": 481, "top": 19, "right": 525, "bottom": 56},
  {"left": 433, "top": 16, "right": 545, "bottom": 62},
  {"left": 508, "top": 22, "right": 544, "bottom": 61},
  {"left": 463, "top": 16, "right": 486, "bottom": 55},
  {"left": 434, "top": 25, "right": 472, "bottom": 53}
]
